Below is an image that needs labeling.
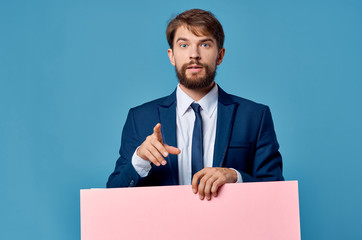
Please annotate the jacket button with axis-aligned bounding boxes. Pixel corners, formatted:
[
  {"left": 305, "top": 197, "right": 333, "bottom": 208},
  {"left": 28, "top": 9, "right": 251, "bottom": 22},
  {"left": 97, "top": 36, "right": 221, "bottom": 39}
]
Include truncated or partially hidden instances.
[{"left": 129, "top": 180, "right": 134, "bottom": 187}]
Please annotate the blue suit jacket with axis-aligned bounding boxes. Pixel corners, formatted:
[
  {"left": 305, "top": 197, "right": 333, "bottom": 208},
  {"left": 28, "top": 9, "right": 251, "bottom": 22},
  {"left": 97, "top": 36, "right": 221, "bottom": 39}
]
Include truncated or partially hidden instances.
[{"left": 107, "top": 86, "right": 283, "bottom": 188}]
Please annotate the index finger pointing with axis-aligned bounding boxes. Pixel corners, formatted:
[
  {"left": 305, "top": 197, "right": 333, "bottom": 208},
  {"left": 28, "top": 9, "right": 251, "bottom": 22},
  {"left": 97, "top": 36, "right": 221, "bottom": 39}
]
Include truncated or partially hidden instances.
[{"left": 153, "top": 123, "right": 163, "bottom": 142}]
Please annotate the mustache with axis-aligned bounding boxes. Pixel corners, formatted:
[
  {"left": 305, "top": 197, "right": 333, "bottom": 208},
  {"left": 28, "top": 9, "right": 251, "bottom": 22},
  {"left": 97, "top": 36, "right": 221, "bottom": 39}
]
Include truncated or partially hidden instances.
[
  {"left": 187, "top": 61, "right": 204, "bottom": 67},
  {"left": 181, "top": 61, "right": 204, "bottom": 71}
]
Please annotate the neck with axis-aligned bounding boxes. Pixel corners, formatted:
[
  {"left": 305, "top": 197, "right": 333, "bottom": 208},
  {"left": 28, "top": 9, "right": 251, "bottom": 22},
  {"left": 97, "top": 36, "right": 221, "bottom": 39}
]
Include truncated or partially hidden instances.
[{"left": 179, "top": 82, "right": 215, "bottom": 102}]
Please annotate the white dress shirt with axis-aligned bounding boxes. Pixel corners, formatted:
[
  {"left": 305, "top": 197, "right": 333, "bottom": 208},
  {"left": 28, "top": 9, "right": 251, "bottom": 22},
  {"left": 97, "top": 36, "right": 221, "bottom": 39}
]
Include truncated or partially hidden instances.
[{"left": 131, "top": 84, "right": 242, "bottom": 185}]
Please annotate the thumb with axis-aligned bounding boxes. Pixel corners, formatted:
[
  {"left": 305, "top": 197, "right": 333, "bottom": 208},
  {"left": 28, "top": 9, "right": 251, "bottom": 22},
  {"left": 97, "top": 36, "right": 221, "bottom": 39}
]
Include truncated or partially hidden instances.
[{"left": 164, "top": 144, "right": 181, "bottom": 155}]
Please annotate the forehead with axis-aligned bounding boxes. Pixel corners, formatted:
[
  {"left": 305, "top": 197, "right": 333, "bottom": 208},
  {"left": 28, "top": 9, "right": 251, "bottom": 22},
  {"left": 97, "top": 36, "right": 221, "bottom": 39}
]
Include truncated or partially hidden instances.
[{"left": 173, "top": 25, "right": 215, "bottom": 42}]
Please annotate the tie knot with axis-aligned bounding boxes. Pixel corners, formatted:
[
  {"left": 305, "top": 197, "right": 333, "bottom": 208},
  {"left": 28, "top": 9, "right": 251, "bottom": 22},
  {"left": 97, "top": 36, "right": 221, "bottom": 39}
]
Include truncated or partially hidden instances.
[{"left": 191, "top": 103, "right": 201, "bottom": 113}]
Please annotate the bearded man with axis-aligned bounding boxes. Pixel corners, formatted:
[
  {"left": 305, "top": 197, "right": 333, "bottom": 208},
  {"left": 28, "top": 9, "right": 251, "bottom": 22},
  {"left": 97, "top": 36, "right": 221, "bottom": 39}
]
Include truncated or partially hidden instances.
[{"left": 107, "top": 9, "right": 284, "bottom": 200}]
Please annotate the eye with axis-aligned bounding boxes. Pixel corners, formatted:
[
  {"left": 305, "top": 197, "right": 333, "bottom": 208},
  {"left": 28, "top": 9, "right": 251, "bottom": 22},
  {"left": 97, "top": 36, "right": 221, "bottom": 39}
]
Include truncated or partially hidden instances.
[
  {"left": 180, "top": 44, "right": 188, "bottom": 48},
  {"left": 202, "top": 43, "right": 210, "bottom": 47}
]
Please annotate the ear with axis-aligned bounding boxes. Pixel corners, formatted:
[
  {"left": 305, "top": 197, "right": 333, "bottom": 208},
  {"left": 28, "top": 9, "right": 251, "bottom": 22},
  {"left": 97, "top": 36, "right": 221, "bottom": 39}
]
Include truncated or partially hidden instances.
[
  {"left": 216, "top": 48, "right": 225, "bottom": 65},
  {"left": 167, "top": 49, "right": 176, "bottom": 66}
]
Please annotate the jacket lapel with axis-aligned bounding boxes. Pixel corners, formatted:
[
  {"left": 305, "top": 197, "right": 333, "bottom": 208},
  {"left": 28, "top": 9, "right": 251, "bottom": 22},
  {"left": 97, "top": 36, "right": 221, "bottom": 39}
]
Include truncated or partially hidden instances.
[
  {"left": 213, "top": 86, "right": 238, "bottom": 167},
  {"left": 158, "top": 89, "right": 179, "bottom": 185}
]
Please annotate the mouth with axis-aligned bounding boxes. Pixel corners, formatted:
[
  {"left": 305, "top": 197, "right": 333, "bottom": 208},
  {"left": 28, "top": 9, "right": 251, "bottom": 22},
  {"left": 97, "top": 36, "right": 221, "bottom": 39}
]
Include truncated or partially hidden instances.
[{"left": 186, "top": 64, "right": 203, "bottom": 73}]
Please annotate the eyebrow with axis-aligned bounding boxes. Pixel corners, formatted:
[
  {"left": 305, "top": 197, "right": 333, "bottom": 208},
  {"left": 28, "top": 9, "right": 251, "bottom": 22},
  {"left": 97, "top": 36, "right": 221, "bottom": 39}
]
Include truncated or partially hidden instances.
[
  {"left": 176, "top": 38, "right": 215, "bottom": 43},
  {"left": 176, "top": 38, "right": 189, "bottom": 43},
  {"left": 200, "top": 38, "right": 214, "bottom": 43}
]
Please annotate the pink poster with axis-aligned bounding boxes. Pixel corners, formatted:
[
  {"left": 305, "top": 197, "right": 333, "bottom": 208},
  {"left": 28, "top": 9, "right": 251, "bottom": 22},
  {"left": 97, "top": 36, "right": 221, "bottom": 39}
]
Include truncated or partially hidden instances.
[{"left": 81, "top": 181, "right": 300, "bottom": 240}]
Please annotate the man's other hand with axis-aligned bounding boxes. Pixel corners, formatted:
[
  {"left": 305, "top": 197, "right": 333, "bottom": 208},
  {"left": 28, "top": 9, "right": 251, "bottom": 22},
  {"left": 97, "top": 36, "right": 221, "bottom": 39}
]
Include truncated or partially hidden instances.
[
  {"left": 191, "top": 167, "right": 238, "bottom": 200},
  {"left": 137, "top": 123, "right": 181, "bottom": 166}
]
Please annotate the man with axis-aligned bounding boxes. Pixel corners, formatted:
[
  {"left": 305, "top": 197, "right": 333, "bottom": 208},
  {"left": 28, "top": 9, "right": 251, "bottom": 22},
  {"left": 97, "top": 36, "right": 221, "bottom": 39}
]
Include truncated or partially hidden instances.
[{"left": 107, "top": 9, "right": 283, "bottom": 200}]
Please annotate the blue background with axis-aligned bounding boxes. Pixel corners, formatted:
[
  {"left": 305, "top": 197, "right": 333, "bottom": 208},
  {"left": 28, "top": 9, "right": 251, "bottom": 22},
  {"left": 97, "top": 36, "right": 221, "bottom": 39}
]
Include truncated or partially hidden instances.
[{"left": 1, "top": 0, "right": 361, "bottom": 239}]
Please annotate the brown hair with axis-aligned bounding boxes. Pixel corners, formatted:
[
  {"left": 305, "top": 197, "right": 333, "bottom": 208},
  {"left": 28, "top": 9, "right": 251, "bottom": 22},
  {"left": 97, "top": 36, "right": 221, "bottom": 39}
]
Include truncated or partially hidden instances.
[{"left": 166, "top": 9, "right": 225, "bottom": 50}]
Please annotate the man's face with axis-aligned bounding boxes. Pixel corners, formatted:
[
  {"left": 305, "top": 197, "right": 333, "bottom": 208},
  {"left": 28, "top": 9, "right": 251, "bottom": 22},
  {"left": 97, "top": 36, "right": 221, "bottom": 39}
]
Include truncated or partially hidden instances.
[{"left": 167, "top": 26, "right": 225, "bottom": 90}]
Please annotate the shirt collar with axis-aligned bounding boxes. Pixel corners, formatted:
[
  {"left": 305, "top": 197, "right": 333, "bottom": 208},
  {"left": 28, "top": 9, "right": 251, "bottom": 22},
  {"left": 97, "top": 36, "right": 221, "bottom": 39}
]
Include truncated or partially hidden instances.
[{"left": 176, "top": 83, "right": 218, "bottom": 119}]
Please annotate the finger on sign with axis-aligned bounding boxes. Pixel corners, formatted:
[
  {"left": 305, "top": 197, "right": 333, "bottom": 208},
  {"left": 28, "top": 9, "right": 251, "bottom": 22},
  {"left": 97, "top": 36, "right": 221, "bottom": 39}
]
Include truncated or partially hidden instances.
[
  {"left": 204, "top": 176, "right": 217, "bottom": 200},
  {"left": 197, "top": 174, "right": 213, "bottom": 200},
  {"left": 211, "top": 179, "right": 223, "bottom": 197},
  {"left": 191, "top": 170, "right": 205, "bottom": 194}
]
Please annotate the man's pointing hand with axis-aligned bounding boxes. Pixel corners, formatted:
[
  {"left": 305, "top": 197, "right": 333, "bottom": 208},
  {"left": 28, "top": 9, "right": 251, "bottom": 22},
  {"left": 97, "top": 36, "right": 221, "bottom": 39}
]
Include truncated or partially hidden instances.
[{"left": 137, "top": 123, "right": 181, "bottom": 166}]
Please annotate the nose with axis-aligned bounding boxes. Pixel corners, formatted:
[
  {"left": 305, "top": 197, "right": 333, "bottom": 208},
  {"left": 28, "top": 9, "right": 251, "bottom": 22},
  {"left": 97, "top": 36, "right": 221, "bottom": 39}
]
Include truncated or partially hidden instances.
[{"left": 189, "top": 45, "right": 200, "bottom": 60}]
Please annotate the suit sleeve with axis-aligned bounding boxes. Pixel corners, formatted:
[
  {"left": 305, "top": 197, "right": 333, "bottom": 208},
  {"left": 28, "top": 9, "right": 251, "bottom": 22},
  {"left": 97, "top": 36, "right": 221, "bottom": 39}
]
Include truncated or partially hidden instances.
[
  {"left": 107, "top": 108, "right": 142, "bottom": 188},
  {"left": 240, "top": 106, "right": 284, "bottom": 182}
]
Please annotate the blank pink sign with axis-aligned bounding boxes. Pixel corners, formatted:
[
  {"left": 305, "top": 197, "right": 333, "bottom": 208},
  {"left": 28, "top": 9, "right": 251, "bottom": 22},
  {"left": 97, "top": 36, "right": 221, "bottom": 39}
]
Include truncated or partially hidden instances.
[{"left": 81, "top": 181, "right": 300, "bottom": 240}]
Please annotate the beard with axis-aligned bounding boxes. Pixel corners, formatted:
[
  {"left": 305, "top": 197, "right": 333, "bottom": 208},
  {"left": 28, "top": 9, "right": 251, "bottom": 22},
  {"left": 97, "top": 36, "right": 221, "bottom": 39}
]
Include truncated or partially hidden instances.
[{"left": 175, "top": 61, "right": 217, "bottom": 90}]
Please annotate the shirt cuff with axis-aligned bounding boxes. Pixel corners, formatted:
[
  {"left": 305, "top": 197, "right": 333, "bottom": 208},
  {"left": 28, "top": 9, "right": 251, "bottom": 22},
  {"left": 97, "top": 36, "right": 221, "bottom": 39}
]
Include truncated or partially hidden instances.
[
  {"left": 229, "top": 168, "right": 243, "bottom": 183},
  {"left": 131, "top": 147, "right": 152, "bottom": 178}
]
